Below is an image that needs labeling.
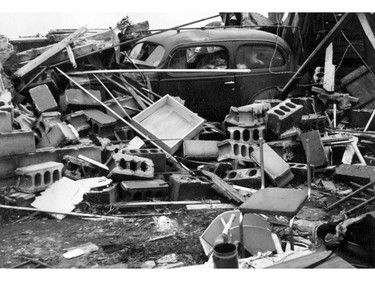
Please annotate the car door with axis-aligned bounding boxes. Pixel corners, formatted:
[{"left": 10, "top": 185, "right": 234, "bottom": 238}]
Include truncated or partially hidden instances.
[
  {"left": 233, "top": 41, "right": 296, "bottom": 105},
  {"left": 157, "top": 43, "right": 238, "bottom": 122}
]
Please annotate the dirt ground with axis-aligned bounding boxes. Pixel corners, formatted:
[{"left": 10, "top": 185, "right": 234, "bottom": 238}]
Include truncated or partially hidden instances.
[
  {"left": 0, "top": 205, "right": 223, "bottom": 269},
  {"left": 1, "top": 177, "right": 374, "bottom": 269}
]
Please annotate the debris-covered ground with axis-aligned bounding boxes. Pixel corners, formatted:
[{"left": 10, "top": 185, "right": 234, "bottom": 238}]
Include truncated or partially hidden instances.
[{"left": 1, "top": 12, "right": 375, "bottom": 269}]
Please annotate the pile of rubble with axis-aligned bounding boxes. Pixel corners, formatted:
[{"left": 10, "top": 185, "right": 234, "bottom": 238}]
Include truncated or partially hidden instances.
[{"left": 1, "top": 17, "right": 375, "bottom": 269}]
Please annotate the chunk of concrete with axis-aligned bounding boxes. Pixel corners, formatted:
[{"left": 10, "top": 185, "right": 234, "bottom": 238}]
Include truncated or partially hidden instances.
[
  {"left": 120, "top": 179, "right": 168, "bottom": 201},
  {"left": 109, "top": 153, "right": 154, "bottom": 181},
  {"left": 217, "top": 139, "right": 255, "bottom": 162},
  {"left": 227, "top": 126, "right": 266, "bottom": 144},
  {"left": 300, "top": 130, "right": 328, "bottom": 167},
  {"left": 265, "top": 99, "right": 303, "bottom": 135},
  {"left": 251, "top": 143, "right": 294, "bottom": 187},
  {"left": 29, "top": 84, "right": 58, "bottom": 113},
  {"left": 0, "top": 130, "right": 36, "bottom": 157}
]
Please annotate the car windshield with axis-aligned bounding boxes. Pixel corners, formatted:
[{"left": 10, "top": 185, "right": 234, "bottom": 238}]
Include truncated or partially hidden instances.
[{"left": 128, "top": 42, "right": 165, "bottom": 67}]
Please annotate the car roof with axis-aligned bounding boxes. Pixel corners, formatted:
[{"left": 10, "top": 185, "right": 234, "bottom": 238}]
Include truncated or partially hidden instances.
[{"left": 137, "top": 28, "right": 290, "bottom": 50}]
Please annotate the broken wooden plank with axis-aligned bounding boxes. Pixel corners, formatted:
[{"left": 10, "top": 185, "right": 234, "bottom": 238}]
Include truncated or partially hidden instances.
[
  {"left": 114, "top": 200, "right": 221, "bottom": 209},
  {"left": 323, "top": 43, "right": 335, "bottom": 92},
  {"left": 200, "top": 170, "right": 246, "bottom": 203},
  {"left": 15, "top": 26, "right": 87, "bottom": 77},
  {"left": 281, "top": 13, "right": 353, "bottom": 98},
  {"left": 186, "top": 203, "right": 236, "bottom": 211},
  {"left": 357, "top": 13, "right": 375, "bottom": 51}
]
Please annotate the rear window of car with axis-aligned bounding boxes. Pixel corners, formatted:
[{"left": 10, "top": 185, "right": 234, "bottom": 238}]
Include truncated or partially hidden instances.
[
  {"left": 168, "top": 46, "right": 229, "bottom": 70},
  {"left": 128, "top": 42, "right": 165, "bottom": 67},
  {"left": 236, "top": 45, "right": 285, "bottom": 70}
]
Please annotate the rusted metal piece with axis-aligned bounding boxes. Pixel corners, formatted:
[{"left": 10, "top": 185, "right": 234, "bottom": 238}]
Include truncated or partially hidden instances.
[{"left": 326, "top": 180, "right": 375, "bottom": 210}]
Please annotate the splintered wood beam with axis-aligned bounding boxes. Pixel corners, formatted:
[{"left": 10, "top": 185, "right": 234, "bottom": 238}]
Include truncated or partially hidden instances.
[
  {"left": 281, "top": 13, "right": 353, "bottom": 98},
  {"left": 357, "top": 13, "right": 375, "bottom": 51},
  {"left": 65, "top": 45, "right": 77, "bottom": 68},
  {"left": 15, "top": 26, "right": 87, "bottom": 78},
  {"left": 323, "top": 43, "right": 335, "bottom": 92}
]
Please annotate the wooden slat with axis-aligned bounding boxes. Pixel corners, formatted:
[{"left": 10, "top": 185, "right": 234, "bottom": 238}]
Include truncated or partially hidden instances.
[
  {"left": 15, "top": 26, "right": 87, "bottom": 77},
  {"left": 357, "top": 13, "right": 375, "bottom": 51}
]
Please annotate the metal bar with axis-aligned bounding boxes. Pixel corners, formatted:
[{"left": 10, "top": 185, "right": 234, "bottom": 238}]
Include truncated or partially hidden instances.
[
  {"left": 306, "top": 139, "right": 312, "bottom": 199},
  {"left": 326, "top": 180, "right": 375, "bottom": 210},
  {"left": 55, "top": 67, "right": 190, "bottom": 174},
  {"left": 67, "top": 69, "right": 252, "bottom": 75},
  {"left": 92, "top": 74, "right": 131, "bottom": 119},
  {"left": 281, "top": 13, "right": 353, "bottom": 98},
  {"left": 0, "top": 204, "right": 125, "bottom": 221},
  {"left": 346, "top": 196, "right": 375, "bottom": 214},
  {"left": 260, "top": 137, "right": 265, "bottom": 189}
]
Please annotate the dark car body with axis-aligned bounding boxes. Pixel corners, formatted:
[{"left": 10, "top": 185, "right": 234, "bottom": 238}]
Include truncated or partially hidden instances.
[{"left": 126, "top": 28, "right": 297, "bottom": 121}]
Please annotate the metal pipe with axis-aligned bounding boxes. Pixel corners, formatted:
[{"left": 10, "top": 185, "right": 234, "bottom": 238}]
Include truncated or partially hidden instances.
[
  {"left": 67, "top": 69, "right": 252, "bottom": 75},
  {"left": 306, "top": 139, "right": 312, "bottom": 199},
  {"left": 92, "top": 74, "right": 131, "bottom": 119},
  {"left": 260, "top": 137, "right": 265, "bottom": 189}
]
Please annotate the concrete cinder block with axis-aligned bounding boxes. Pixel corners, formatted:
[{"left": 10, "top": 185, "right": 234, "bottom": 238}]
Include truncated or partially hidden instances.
[
  {"left": 223, "top": 168, "right": 261, "bottom": 188},
  {"left": 109, "top": 153, "right": 154, "bottom": 181},
  {"left": 83, "top": 109, "right": 116, "bottom": 138},
  {"left": 225, "top": 103, "right": 271, "bottom": 127},
  {"left": 0, "top": 144, "right": 101, "bottom": 179},
  {"left": 265, "top": 99, "right": 303, "bottom": 135},
  {"left": 0, "top": 110, "right": 12, "bottom": 132},
  {"left": 118, "top": 148, "right": 166, "bottom": 173},
  {"left": 120, "top": 179, "right": 168, "bottom": 202},
  {"left": 0, "top": 104, "right": 14, "bottom": 123},
  {"left": 114, "top": 126, "right": 135, "bottom": 141},
  {"left": 29, "top": 84, "right": 58, "bottom": 113},
  {"left": 334, "top": 164, "right": 375, "bottom": 185},
  {"left": 63, "top": 111, "right": 90, "bottom": 133},
  {"left": 183, "top": 140, "right": 219, "bottom": 160},
  {"left": 169, "top": 174, "right": 212, "bottom": 201},
  {"left": 217, "top": 139, "right": 255, "bottom": 162},
  {"left": 227, "top": 126, "right": 266, "bottom": 144},
  {"left": 300, "top": 130, "right": 328, "bottom": 167},
  {"left": 289, "top": 163, "right": 315, "bottom": 184},
  {"left": 34, "top": 111, "right": 62, "bottom": 141},
  {"left": 299, "top": 114, "right": 327, "bottom": 133},
  {"left": 36, "top": 122, "right": 78, "bottom": 149},
  {"left": 289, "top": 97, "right": 316, "bottom": 115},
  {"left": 0, "top": 130, "right": 36, "bottom": 157},
  {"left": 15, "top": 161, "right": 63, "bottom": 193},
  {"left": 250, "top": 143, "right": 294, "bottom": 187},
  {"left": 59, "top": 88, "right": 102, "bottom": 112},
  {"left": 84, "top": 184, "right": 119, "bottom": 204}
]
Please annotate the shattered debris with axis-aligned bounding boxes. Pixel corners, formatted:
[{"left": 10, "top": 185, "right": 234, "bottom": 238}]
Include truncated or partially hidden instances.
[{"left": 1, "top": 12, "right": 375, "bottom": 269}]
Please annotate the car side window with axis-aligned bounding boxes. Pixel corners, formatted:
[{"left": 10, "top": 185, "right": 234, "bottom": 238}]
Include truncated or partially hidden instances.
[
  {"left": 169, "top": 46, "right": 229, "bottom": 70},
  {"left": 236, "top": 45, "right": 285, "bottom": 70}
]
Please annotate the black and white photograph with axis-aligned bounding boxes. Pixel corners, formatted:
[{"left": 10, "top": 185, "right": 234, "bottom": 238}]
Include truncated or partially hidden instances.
[{"left": 0, "top": 0, "right": 374, "bottom": 278}]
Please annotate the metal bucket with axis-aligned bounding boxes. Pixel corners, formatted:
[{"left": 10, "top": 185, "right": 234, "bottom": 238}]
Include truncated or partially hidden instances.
[{"left": 213, "top": 242, "right": 239, "bottom": 268}]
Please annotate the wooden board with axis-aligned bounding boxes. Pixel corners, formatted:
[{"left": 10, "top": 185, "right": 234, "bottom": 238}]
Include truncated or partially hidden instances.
[{"left": 15, "top": 26, "right": 87, "bottom": 77}]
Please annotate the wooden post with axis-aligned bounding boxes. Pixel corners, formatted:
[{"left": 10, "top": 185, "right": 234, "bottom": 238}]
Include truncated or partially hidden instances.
[{"left": 323, "top": 43, "right": 335, "bottom": 92}]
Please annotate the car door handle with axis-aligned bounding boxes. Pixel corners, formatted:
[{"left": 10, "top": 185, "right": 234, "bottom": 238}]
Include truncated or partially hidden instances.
[{"left": 224, "top": 81, "right": 235, "bottom": 85}]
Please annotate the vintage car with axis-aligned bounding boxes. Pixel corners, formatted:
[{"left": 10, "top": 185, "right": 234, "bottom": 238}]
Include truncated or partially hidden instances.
[{"left": 125, "top": 28, "right": 297, "bottom": 121}]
